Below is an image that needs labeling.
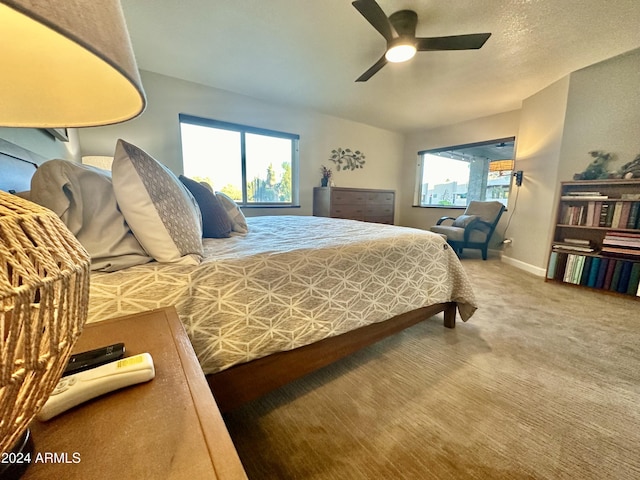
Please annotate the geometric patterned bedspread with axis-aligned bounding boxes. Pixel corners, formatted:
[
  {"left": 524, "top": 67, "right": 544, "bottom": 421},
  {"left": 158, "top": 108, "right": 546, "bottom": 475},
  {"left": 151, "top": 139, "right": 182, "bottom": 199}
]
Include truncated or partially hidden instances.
[{"left": 88, "top": 216, "right": 477, "bottom": 375}]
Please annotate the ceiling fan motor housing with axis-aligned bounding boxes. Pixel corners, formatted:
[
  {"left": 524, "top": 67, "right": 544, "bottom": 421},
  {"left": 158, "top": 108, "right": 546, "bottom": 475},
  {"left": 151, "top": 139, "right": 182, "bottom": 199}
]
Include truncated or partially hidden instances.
[{"left": 388, "top": 10, "right": 418, "bottom": 39}]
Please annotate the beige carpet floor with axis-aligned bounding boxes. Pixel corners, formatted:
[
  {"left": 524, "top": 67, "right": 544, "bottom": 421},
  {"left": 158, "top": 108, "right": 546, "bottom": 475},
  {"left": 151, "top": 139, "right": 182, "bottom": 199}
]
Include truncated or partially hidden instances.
[{"left": 223, "top": 255, "right": 640, "bottom": 479}]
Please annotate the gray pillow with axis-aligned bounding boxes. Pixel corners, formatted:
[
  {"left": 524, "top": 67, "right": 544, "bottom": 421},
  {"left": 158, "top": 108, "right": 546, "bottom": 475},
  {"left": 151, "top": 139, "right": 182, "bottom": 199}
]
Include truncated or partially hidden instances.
[
  {"left": 30, "top": 159, "right": 153, "bottom": 272},
  {"left": 215, "top": 191, "right": 249, "bottom": 234},
  {"left": 452, "top": 214, "right": 480, "bottom": 228}
]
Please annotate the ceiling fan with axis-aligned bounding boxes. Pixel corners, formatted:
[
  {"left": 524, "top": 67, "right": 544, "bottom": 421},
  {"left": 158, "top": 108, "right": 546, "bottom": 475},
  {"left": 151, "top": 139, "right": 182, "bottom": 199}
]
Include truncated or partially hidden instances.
[{"left": 352, "top": 0, "right": 491, "bottom": 82}]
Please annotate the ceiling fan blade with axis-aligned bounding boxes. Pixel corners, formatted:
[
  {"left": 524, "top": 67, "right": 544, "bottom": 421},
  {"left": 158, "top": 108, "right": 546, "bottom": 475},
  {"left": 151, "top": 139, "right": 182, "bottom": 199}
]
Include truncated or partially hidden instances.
[
  {"left": 355, "top": 54, "right": 388, "bottom": 82},
  {"left": 352, "top": 0, "right": 397, "bottom": 42},
  {"left": 416, "top": 33, "right": 491, "bottom": 51}
]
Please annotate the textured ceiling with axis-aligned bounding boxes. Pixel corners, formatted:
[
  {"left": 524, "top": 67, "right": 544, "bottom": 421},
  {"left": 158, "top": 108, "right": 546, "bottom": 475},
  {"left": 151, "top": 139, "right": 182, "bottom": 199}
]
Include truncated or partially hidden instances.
[{"left": 121, "top": 0, "right": 640, "bottom": 133}]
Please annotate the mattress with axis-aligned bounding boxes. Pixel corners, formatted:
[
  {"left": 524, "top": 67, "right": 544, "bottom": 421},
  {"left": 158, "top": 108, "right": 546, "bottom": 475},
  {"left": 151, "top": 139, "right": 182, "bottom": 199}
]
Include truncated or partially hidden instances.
[{"left": 88, "top": 216, "right": 477, "bottom": 374}]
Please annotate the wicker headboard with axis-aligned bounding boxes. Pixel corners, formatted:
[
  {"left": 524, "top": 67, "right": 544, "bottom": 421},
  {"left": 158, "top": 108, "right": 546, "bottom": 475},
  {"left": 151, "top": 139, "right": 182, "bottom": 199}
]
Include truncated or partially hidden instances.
[{"left": 0, "top": 139, "right": 42, "bottom": 193}]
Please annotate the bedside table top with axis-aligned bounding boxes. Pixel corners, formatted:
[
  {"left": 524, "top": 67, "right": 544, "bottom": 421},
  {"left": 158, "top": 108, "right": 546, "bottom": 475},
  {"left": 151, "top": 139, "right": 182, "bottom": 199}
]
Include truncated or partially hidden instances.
[{"left": 25, "top": 307, "right": 247, "bottom": 480}]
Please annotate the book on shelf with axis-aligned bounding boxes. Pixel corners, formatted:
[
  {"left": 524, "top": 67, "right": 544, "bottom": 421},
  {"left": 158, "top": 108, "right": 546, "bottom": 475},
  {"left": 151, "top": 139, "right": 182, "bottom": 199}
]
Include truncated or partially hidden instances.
[
  {"left": 599, "top": 202, "right": 610, "bottom": 226},
  {"left": 580, "top": 256, "right": 593, "bottom": 285},
  {"left": 547, "top": 251, "right": 558, "bottom": 279},
  {"left": 563, "top": 238, "right": 591, "bottom": 245},
  {"left": 603, "top": 259, "right": 617, "bottom": 290},
  {"left": 618, "top": 261, "right": 634, "bottom": 294},
  {"left": 601, "top": 246, "right": 640, "bottom": 257},
  {"left": 627, "top": 263, "right": 640, "bottom": 295},
  {"left": 574, "top": 255, "right": 586, "bottom": 284},
  {"left": 561, "top": 192, "right": 608, "bottom": 201},
  {"left": 554, "top": 253, "right": 569, "bottom": 282},
  {"left": 602, "top": 232, "right": 640, "bottom": 254},
  {"left": 628, "top": 202, "right": 640, "bottom": 229},
  {"left": 563, "top": 238, "right": 592, "bottom": 245},
  {"left": 611, "top": 202, "right": 623, "bottom": 229},
  {"left": 563, "top": 254, "right": 576, "bottom": 283},
  {"left": 587, "top": 257, "right": 601, "bottom": 287},
  {"left": 604, "top": 231, "right": 640, "bottom": 238},
  {"left": 604, "top": 203, "right": 615, "bottom": 227},
  {"left": 619, "top": 202, "right": 632, "bottom": 228},
  {"left": 595, "top": 258, "right": 609, "bottom": 289},
  {"left": 609, "top": 260, "right": 624, "bottom": 291},
  {"left": 553, "top": 244, "right": 595, "bottom": 253},
  {"left": 553, "top": 238, "right": 595, "bottom": 253},
  {"left": 602, "top": 238, "right": 640, "bottom": 248}
]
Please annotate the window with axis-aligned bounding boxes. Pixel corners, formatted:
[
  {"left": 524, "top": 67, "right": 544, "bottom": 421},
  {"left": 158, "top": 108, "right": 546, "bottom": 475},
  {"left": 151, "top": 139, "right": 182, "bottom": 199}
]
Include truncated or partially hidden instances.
[
  {"left": 416, "top": 138, "right": 515, "bottom": 208},
  {"left": 179, "top": 114, "right": 299, "bottom": 206}
]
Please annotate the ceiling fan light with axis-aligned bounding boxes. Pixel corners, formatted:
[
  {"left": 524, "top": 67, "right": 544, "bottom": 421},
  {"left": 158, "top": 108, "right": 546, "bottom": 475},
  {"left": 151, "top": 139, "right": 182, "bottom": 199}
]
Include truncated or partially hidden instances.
[{"left": 385, "top": 44, "right": 416, "bottom": 63}]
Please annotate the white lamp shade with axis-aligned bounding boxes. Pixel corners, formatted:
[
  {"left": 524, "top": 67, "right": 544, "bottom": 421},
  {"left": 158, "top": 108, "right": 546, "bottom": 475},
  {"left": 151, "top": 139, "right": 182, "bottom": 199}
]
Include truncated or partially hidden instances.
[{"left": 0, "top": 0, "right": 146, "bottom": 127}]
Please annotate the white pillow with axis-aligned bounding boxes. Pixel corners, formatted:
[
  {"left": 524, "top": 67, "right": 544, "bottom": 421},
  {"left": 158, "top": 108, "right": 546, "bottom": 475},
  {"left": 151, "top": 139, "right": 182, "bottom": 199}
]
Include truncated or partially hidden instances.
[
  {"left": 215, "top": 191, "right": 249, "bottom": 234},
  {"left": 112, "top": 139, "right": 203, "bottom": 265}
]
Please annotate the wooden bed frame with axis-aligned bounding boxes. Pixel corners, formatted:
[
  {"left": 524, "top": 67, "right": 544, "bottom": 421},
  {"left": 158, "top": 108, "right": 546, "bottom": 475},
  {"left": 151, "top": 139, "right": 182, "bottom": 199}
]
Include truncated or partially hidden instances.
[
  {"left": 1, "top": 141, "right": 459, "bottom": 414},
  {"left": 208, "top": 302, "right": 456, "bottom": 412}
]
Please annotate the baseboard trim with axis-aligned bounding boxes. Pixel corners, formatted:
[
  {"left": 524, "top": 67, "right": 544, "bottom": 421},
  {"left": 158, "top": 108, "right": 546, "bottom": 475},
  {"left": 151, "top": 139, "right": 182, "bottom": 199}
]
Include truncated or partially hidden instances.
[{"left": 500, "top": 255, "right": 546, "bottom": 277}]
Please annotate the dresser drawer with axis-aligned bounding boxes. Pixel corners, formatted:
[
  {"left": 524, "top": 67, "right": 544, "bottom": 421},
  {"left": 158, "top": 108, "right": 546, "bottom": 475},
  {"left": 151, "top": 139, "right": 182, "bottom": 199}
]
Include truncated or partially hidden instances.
[
  {"left": 364, "top": 215, "right": 394, "bottom": 225},
  {"left": 366, "top": 192, "right": 394, "bottom": 205},
  {"left": 366, "top": 205, "right": 393, "bottom": 216},
  {"left": 331, "top": 190, "right": 367, "bottom": 205},
  {"left": 331, "top": 204, "right": 366, "bottom": 220}
]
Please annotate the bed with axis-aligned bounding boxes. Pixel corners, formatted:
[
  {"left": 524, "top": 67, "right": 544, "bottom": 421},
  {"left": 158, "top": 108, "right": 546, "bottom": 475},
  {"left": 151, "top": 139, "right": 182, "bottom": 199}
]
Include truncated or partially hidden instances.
[{"left": 1, "top": 141, "right": 478, "bottom": 412}]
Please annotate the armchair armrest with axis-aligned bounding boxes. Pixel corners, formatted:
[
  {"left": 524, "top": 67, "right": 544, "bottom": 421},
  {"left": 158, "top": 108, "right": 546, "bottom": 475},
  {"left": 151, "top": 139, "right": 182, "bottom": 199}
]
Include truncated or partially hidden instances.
[
  {"left": 463, "top": 219, "right": 492, "bottom": 242},
  {"left": 436, "top": 216, "right": 456, "bottom": 225}
]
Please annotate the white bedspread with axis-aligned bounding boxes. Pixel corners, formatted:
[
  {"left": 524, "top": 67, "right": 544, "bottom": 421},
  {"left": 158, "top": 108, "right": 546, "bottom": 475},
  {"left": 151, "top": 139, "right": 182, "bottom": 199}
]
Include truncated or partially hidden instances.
[{"left": 88, "top": 216, "right": 477, "bottom": 374}]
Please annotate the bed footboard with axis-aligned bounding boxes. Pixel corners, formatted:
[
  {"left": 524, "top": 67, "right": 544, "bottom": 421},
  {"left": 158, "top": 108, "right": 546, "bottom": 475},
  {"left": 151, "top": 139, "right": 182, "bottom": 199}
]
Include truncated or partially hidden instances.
[{"left": 207, "top": 302, "right": 457, "bottom": 413}]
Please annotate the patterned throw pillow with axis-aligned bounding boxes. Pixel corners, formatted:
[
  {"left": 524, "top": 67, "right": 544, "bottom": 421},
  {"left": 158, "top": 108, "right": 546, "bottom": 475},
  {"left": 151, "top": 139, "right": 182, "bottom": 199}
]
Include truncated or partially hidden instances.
[
  {"left": 112, "top": 139, "right": 203, "bottom": 265},
  {"left": 179, "top": 175, "right": 233, "bottom": 238},
  {"left": 215, "top": 191, "right": 249, "bottom": 234}
]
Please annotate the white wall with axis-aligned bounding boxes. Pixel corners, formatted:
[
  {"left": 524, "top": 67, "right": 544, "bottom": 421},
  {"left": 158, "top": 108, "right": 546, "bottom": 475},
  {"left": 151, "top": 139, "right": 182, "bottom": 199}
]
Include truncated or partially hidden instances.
[
  {"left": 501, "top": 76, "right": 570, "bottom": 274},
  {"left": 0, "top": 127, "right": 80, "bottom": 164},
  {"left": 558, "top": 48, "right": 640, "bottom": 181},
  {"left": 398, "top": 110, "right": 521, "bottom": 231},
  {"left": 78, "top": 71, "right": 405, "bottom": 217},
  {"left": 503, "top": 47, "right": 640, "bottom": 274}
]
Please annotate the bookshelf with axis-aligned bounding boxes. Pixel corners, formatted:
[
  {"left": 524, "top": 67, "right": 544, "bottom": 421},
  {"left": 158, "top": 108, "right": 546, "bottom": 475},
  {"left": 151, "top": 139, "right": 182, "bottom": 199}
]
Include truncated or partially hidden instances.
[{"left": 546, "top": 179, "right": 640, "bottom": 298}]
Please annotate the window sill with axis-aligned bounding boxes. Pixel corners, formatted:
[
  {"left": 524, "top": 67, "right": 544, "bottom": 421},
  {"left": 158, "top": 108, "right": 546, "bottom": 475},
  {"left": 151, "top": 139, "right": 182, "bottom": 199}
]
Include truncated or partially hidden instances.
[
  {"left": 412, "top": 205, "right": 467, "bottom": 209},
  {"left": 241, "top": 204, "right": 301, "bottom": 209}
]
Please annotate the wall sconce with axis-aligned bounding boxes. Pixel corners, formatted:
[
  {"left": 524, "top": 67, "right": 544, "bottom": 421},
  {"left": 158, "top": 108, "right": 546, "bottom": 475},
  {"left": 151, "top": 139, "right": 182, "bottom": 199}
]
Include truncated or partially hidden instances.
[{"left": 514, "top": 170, "right": 524, "bottom": 187}]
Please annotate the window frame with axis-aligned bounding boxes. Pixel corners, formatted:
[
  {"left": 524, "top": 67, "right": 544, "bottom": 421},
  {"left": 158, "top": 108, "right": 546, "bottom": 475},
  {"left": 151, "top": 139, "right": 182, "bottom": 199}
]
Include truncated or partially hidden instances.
[
  {"left": 179, "top": 113, "right": 300, "bottom": 207},
  {"left": 414, "top": 137, "right": 515, "bottom": 209}
]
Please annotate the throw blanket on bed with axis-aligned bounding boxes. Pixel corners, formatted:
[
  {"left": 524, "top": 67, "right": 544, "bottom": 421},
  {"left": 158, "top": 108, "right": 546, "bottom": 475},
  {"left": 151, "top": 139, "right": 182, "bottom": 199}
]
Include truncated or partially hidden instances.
[{"left": 88, "top": 216, "right": 477, "bottom": 374}]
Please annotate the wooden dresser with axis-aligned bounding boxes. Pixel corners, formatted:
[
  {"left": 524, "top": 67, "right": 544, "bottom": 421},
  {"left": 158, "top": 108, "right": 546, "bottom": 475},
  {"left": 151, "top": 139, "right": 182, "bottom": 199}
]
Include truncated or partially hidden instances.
[{"left": 313, "top": 187, "right": 395, "bottom": 224}]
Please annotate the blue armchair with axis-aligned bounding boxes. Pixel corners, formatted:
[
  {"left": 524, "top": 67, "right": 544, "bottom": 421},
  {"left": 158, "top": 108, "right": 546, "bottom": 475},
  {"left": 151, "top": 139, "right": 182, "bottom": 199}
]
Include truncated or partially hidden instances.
[{"left": 430, "top": 201, "right": 505, "bottom": 260}]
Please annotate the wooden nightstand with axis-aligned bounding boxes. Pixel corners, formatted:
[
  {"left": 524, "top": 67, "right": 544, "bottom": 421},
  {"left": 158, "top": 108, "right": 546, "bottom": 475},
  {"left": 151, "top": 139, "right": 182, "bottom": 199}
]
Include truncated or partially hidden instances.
[{"left": 24, "top": 307, "right": 247, "bottom": 480}]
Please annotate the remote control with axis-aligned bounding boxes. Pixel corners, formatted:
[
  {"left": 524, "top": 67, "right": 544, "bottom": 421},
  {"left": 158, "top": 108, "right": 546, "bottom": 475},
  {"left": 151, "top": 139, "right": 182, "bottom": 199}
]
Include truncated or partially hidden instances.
[
  {"left": 63, "top": 343, "right": 126, "bottom": 376},
  {"left": 37, "top": 353, "right": 155, "bottom": 421}
]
